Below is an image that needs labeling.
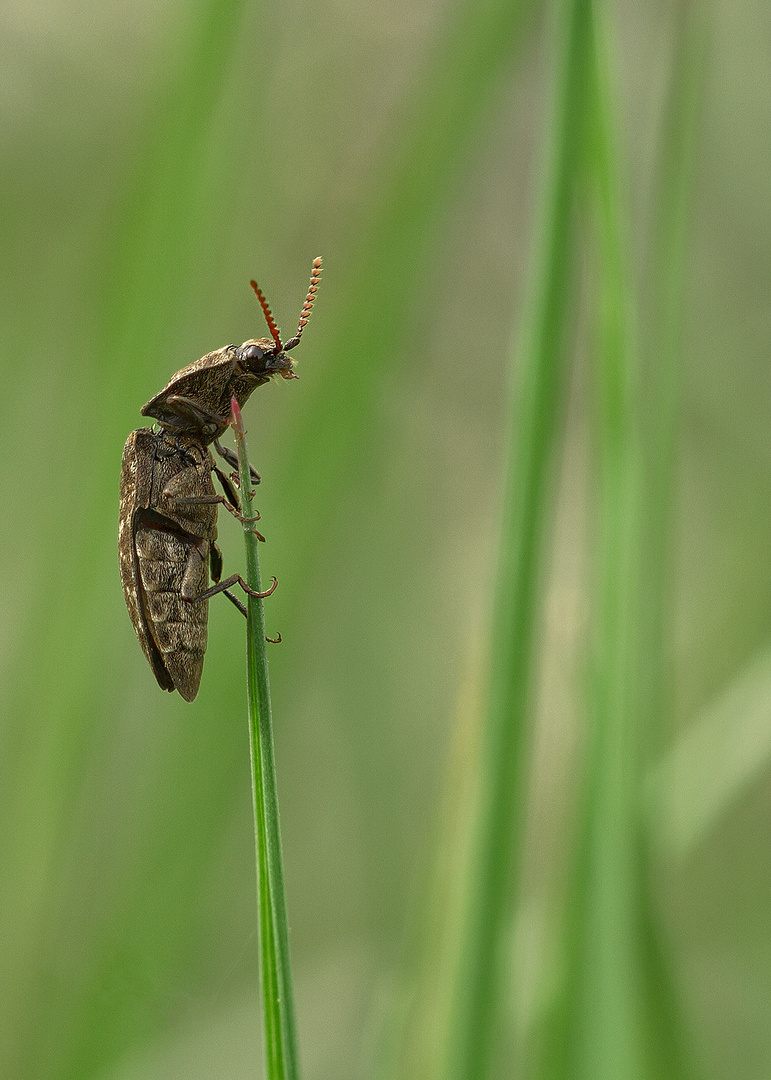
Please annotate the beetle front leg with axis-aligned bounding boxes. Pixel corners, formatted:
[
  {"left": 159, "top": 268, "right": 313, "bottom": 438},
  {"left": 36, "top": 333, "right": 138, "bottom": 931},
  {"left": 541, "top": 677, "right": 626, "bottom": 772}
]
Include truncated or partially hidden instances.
[
  {"left": 214, "top": 439, "right": 261, "bottom": 484},
  {"left": 163, "top": 395, "right": 230, "bottom": 437}
]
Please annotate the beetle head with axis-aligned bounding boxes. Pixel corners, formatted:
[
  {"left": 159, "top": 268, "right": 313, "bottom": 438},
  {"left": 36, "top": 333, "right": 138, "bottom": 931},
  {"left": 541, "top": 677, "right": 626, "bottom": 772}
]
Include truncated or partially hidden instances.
[{"left": 235, "top": 338, "right": 298, "bottom": 383}]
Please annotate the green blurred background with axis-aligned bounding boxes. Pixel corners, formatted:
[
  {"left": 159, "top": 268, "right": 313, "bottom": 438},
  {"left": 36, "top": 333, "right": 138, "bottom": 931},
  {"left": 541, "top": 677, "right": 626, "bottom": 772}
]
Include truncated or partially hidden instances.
[{"left": 1, "top": 0, "right": 770, "bottom": 1078}]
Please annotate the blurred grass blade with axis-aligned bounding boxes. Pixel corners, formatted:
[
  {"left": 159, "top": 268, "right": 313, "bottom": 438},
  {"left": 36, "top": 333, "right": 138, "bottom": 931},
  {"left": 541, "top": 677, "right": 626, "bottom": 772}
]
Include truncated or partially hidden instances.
[
  {"left": 274, "top": 0, "right": 538, "bottom": 578},
  {"left": 546, "top": 8, "right": 645, "bottom": 1077},
  {"left": 639, "top": 0, "right": 706, "bottom": 766},
  {"left": 232, "top": 399, "right": 300, "bottom": 1080},
  {"left": 650, "top": 639, "right": 771, "bottom": 858},
  {"left": 428, "top": 2, "right": 593, "bottom": 1077},
  {"left": 542, "top": 6, "right": 702, "bottom": 1080},
  {"left": 635, "top": 8, "right": 705, "bottom": 1079}
]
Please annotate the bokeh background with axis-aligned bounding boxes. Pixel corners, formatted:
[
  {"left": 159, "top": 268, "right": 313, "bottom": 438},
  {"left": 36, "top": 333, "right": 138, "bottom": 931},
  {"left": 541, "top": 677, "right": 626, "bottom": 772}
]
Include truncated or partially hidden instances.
[{"left": 1, "top": 0, "right": 770, "bottom": 1078}]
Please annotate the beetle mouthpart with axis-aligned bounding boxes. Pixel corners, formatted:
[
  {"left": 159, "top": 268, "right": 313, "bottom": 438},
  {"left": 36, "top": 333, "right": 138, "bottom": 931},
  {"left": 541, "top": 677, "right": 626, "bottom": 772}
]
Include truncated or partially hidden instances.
[{"left": 265, "top": 352, "right": 296, "bottom": 380}]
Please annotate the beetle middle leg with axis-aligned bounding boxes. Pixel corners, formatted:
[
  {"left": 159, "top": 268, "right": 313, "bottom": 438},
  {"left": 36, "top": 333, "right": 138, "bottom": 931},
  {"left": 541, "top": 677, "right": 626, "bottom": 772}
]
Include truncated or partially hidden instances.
[
  {"left": 217, "top": 493, "right": 266, "bottom": 540},
  {"left": 168, "top": 489, "right": 263, "bottom": 541},
  {"left": 212, "top": 465, "right": 240, "bottom": 510},
  {"left": 179, "top": 471, "right": 264, "bottom": 539},
  {"left": 171, "top": 492, "right": 231, "bottom": 508},
  {"left": 162, "top": 395, "right": 230, "bottom": 438}
]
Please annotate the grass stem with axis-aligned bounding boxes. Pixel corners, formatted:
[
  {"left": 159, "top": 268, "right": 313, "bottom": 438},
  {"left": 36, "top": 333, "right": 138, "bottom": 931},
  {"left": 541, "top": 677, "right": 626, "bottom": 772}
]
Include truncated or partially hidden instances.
[{"left": 231, "top": 397, "right": 300, "bottom": 1080}]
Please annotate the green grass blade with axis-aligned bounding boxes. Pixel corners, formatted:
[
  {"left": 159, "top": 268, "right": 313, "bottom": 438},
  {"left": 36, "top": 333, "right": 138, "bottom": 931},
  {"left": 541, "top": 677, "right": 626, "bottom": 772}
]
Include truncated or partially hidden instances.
[
  {"left": 232, "top": 399, "right": 300, "bottom": 1080},
  {"left": 541, "top": 7, "right": 703, "bottom": 1080},
  {"left": 433, "top": 2, "right": 594, "bottom": 1077},
  {"left": 635, "top": 9, "right": 706, "bottom": 1079},
  {"left": 549, "top": 9, "right": 645, "bottom": 1075}
]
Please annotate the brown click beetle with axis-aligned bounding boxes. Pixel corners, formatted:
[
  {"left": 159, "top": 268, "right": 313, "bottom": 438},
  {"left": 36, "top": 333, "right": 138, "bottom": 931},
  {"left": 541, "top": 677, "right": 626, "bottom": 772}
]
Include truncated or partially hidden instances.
[{"left": 119, "top": 259, "right": 322, "bottom": 700}]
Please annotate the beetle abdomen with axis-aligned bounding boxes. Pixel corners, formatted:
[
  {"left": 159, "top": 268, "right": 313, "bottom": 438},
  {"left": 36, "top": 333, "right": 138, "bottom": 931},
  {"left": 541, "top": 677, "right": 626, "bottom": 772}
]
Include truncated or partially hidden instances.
[{"left": 135, "top": 522, "right": 209, "bottom": 702}]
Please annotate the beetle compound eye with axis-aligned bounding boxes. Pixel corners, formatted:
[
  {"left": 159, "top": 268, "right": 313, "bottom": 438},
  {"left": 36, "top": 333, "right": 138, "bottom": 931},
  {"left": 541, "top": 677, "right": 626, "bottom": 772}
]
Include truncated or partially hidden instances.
[{"left": 242, "top": 344, "right": 266, "bottom": 364}]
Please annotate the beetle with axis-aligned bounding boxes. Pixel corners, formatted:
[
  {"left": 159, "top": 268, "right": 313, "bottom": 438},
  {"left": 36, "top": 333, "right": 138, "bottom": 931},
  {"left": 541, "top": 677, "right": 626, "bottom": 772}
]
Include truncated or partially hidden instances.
[{"left": 119, "top": 260, "right": 321, "bottom": 700}]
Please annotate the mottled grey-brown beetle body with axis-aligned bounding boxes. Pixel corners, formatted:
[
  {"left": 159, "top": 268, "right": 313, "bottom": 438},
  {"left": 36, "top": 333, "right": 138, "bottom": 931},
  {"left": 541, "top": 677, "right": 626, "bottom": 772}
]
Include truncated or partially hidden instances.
[
  {"left": 119, "top": 429, "right": 221, "bottom": 701},
  {"left": 120, "top": 260, "right": 322, "bottom": 699}
]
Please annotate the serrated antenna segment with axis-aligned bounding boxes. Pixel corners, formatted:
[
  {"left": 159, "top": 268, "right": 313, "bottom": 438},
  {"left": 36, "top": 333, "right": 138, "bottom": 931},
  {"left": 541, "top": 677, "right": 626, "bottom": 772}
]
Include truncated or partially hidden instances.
[
  {"left": 283, "top": 256, "right": 323, "bottom": 351},
  {"left": 249, "top": 280, "right": 283, "bottom": 352}
]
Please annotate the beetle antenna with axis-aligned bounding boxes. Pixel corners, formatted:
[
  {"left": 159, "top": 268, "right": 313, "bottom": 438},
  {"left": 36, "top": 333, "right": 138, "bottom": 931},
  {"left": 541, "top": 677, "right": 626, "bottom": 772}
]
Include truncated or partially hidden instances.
[
  {"left": 283, "top": 257, "right": 323, "bottom": 351},
  {"left": 249, "top": 280, "right": 283, "bottom": 352}
]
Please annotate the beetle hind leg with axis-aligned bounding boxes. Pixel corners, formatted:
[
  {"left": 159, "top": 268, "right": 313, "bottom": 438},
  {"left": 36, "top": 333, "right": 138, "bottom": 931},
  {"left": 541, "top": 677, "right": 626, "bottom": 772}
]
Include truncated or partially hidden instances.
[
  {"left": 183, "top": 574, "right": 278, "bottom": 605},
  {"left": 209, "top": 540, "right": 247, "bottom": 617}
]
